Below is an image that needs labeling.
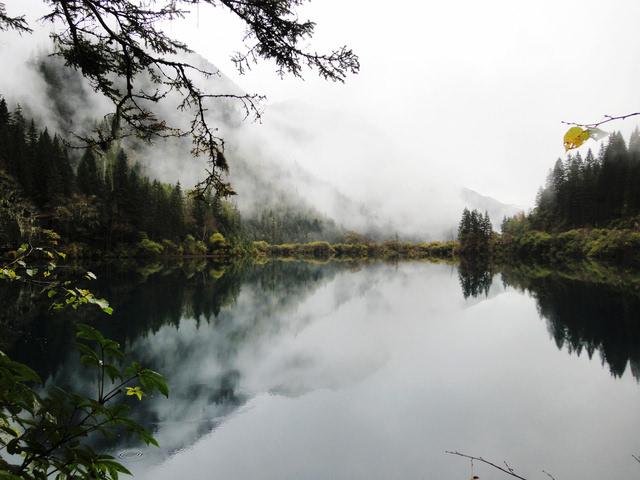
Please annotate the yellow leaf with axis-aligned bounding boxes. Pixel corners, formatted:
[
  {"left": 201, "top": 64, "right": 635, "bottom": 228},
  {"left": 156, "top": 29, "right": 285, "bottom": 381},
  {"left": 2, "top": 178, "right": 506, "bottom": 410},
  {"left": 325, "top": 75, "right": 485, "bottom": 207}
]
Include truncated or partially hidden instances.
[
  {"left": 126, "top": 386, "right": 147, "bottom": 401},
  {"left": 563, "top": 127, "right": 590, "bottom": 151}
]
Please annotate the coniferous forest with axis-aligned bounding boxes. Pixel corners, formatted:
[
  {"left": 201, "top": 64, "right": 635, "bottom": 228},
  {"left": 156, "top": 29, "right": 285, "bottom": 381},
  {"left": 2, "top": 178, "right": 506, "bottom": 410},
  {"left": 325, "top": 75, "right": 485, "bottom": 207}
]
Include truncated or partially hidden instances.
[
  {"left": 0, "top": 93, "right": 457, "bottom": 260},
  {"left": 3, "top": 87, "right": 640, "bottom": 264},
  {"left": 0, "top": 94, "right": 253, "bottom": 257},
  {"left": 457, "top": 129, "right": 640, "bottom": 265},
  {"left": 532, "top": 129, "right": 640, "bottom": 230}
]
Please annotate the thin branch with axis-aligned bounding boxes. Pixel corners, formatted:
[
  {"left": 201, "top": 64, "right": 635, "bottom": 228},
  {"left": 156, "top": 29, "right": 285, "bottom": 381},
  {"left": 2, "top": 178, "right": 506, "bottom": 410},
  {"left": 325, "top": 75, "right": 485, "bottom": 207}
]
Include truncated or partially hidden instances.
[
  {"left": 33, "top": 0, "right": 358, "bottom": 197},
  {"left": 562, "top": 113, "right": 640, "bottom": 129},
  {"left": 0, "top": 2, "right": 32, "bottom": 34},
  {"left": 446, "top": 451, "right": 529, "bottom": 480}
]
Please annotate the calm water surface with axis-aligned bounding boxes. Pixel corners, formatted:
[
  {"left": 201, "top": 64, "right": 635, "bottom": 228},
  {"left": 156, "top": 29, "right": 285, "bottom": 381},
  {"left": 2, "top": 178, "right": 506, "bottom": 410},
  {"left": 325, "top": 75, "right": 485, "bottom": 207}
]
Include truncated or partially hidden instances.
[{"left": 6, "top": 260, "right": 640, "bottom": 479}]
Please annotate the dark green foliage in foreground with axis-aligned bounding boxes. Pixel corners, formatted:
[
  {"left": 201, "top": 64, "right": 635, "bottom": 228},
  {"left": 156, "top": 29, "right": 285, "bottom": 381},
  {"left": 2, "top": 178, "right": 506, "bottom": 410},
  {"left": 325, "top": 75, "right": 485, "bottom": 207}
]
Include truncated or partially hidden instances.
[
  {"left": 0, "top": 247, "right": 168, "bottom": 480},
  {"left": 0, "top": 325, "right": 167, "bottom": 480},
  {"left": 0, "top": 324, "right": 168, "bottom": 479}
]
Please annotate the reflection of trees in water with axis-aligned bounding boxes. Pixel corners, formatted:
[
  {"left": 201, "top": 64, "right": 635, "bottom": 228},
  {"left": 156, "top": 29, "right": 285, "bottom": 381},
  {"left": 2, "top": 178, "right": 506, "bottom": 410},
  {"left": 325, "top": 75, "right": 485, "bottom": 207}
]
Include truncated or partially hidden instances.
[
  {"left": 1, "top": 259, "right": 348, "bottom": 381},
  {"left": 457, "top": 260, "right": 494, "bottom": 299},
  {"left": 3, "top": 259, "right": 352, "bottom": 463},
  {"left": 502, "top": 265, "right": 640, "bottom": 380}
]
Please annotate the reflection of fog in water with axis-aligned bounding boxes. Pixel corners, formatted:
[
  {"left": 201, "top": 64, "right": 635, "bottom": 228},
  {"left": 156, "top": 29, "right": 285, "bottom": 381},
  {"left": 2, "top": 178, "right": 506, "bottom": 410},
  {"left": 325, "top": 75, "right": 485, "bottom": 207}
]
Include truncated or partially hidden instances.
[
  {"left": 50, "top": 260, "right": 389, "bottom": 472},
  {"left": 17, "top": 260, "right": 640, "bottom": 480}
]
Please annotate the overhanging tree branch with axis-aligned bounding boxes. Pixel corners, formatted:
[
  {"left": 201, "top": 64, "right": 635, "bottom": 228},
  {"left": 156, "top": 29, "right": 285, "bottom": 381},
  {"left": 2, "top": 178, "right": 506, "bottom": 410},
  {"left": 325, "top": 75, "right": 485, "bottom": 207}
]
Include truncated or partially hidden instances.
[
  {"left": 8, "top": 0, "right": 359, "bottom": 197},
  {"left": 0, "top": 2, "right": 32, "bottom": 34}
]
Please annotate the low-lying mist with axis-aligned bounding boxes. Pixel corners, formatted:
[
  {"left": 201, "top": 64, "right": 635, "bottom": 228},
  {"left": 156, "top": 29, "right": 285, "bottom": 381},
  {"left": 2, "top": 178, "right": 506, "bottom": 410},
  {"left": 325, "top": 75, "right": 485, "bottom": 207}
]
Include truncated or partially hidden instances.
[{"left": 1, "top": 44, "right": 527, "bottom": 241}]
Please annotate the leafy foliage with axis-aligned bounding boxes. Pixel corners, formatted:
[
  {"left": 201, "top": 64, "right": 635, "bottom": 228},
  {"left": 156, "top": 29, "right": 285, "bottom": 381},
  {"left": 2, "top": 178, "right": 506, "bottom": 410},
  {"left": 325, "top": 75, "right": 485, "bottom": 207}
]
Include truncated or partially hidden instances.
[
  {"left": 0, "top": 243, "right": 114, "bottom": 316},
  {"left": 0, "top": 324, "right": 168, "bottom": 479},
  {"left": 0, "top": 247, "right": 167, "bottom": 479}
]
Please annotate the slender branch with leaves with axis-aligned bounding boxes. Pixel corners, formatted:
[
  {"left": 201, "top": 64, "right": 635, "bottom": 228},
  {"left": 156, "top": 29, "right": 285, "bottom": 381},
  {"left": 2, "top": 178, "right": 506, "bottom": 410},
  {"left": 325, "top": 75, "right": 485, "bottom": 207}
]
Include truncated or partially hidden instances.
[
  {"left": 0, "top": 324, "right": 168, "bottom": 479},
  {"left": 0, "top": 249, "right": 168, "bottom": 479},
  {"left": 562, "top": 113, "right": 640, "bottom": 152}
]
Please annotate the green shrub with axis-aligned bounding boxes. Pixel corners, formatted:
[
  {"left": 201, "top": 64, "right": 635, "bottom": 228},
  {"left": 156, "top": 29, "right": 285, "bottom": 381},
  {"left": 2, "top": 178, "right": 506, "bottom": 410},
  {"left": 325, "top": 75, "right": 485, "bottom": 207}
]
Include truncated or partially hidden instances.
[
  {"left": 208, "top": 232, "right": 228, "bottom": 253},
  {"left": 136, "top": 238, "right": 164, "bottom": 257}
]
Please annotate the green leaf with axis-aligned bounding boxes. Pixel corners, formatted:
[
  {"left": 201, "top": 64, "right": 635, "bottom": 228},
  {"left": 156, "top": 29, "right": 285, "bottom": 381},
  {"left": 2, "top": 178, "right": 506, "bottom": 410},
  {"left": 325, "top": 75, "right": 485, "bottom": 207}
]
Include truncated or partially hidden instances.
[
  {"left": 102, "top": 458, "right": 132, "bottom": 478},
  {"left": 109, "top": 404, "right": 131, "bottom": 417},
  {"left": 586, "top": 127, "right": 609, "bottom": 140},
  {"left": 0, "top": 424, "right": 20, "bottom": 437},
  {"left": 124, "top": 361, "right": 142, "bottom": 377},
  {"left": 80, "top": 355, "right": 99, "bottom": 367},
  {"left": 6, "top": 438, "right": 20, "bottom": 455},
  {"left": 75, "top": 342, "right": 99, "bottom": 360},
  {"left": 85, "top": 271, "right": 97, "bottom": 280},
  {"left": 103, "top": 363, "right": 123, "bottom": 382},
  {"left": 76, "top": 324, "right": 105, "bottom": 344}
]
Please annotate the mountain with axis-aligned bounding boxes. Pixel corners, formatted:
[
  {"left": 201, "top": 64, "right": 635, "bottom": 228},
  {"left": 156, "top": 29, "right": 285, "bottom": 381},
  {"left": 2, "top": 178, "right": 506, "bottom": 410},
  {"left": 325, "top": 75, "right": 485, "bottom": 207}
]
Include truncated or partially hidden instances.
[
  {"left": 2, "top": 48, "right": 528, "bottom": 241},
  {"left": 459, "top": 187, "right": 528, "bottom": 231}
]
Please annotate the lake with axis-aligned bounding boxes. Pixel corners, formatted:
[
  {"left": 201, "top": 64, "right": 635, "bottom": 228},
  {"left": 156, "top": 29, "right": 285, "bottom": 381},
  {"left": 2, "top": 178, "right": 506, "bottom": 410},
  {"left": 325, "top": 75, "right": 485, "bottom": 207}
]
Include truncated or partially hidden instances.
[{"left": 4, "top": 259, "right": 640, "bottom": 479}]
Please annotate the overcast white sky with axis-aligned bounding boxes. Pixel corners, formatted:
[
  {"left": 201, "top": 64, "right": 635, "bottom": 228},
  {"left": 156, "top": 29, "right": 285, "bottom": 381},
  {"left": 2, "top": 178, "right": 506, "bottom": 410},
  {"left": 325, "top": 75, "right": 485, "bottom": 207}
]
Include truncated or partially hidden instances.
[
  {"left": 167, "top": 0, "right": 640, "bottom": 206},
  {"left": 3, "top": 0, "right": 640, "bottom": 207}
]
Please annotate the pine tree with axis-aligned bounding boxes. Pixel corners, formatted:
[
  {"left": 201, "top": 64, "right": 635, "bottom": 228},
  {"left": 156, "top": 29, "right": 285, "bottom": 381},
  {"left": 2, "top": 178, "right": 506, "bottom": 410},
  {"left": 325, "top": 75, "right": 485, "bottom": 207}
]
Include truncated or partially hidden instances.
[
  {"left": 31, "top": 127, "right": 53, "bottom": 207},
  {"left": 76, "top": 149, "right": 102, "bottom": 196},
  {"left": 0, "top": 97, "right": 10, "bottom": 171},
  {"left": 168, "top": 182, "right": 185, "bottom": 241},
  {"left": 52, "top": 135, "right": 74, "bottom": 198},
  {"left": 8, "top": 107, "right": 28, "bottom": 192}
]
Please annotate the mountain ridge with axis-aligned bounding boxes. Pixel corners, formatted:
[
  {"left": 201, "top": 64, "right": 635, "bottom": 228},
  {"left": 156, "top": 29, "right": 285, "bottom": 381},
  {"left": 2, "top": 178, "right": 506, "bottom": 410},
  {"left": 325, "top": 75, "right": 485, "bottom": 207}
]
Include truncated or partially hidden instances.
[{"left": 6, "top": 49, "right": 527, "bottom": 241}]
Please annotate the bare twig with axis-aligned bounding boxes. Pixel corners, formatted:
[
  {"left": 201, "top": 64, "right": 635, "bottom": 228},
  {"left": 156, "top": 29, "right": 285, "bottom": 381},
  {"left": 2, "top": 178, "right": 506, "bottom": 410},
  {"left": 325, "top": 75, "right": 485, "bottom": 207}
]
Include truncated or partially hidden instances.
[
  {"left": 446, "top": 451, "right": 529, "bottom": 480},
  {"left": 562, "top": 113, "right": 640, "bottom": 129}
]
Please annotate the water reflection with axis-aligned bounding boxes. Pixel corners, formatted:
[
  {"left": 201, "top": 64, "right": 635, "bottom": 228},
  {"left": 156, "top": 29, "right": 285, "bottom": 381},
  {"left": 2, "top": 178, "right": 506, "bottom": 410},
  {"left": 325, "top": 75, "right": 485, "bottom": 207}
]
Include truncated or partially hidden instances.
[
  {"left": 3, "top": 259, "right": 640, "bottom": 479},
  {"left": 457, "top": 259, "right": 495, "bottom": 299},
  {"left": 501, "top": 263, "right": 640, "bottom": 380}
]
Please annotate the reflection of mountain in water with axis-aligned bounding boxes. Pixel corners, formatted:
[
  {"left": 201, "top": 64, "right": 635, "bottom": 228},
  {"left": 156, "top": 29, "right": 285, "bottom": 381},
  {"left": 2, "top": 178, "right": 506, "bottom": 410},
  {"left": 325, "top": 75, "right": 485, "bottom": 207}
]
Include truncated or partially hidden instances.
[
  {"left": 501, "top": 265, "right": 640, "bottom": 380},
  {"left": 4, "top": 259, "right": 384, "bottom": 469}
]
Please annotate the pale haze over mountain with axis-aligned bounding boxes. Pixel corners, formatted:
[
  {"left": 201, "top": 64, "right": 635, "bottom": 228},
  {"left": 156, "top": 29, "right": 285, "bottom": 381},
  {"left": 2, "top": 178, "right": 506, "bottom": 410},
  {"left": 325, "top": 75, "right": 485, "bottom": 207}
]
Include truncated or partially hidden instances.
[
  {"left": 3, "top": 0, "right": 640, "bottom": 232},
  {"left": 0, "top": 40, "right": 525, "bottom": 240}
]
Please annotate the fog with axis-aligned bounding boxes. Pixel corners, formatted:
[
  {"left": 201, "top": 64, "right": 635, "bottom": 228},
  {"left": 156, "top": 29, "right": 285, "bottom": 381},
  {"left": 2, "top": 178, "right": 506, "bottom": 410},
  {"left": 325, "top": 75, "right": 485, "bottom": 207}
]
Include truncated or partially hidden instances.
[
  {"left": 164, "top": 0, "right": 640, "bottom": 206},
  {"left": 2, "top": 0, "right": 639, "bottom": 238}
]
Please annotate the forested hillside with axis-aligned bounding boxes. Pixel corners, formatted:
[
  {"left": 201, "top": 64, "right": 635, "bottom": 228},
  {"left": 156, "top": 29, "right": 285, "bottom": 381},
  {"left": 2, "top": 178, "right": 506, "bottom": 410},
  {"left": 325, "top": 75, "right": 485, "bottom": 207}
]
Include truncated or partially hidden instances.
[
  {"left": 495, "top": 129, "right": 640, "bottom": 264},
  {"left": 533, "top": 129, "right": 640, "bottom": 230},
  {"left": 0, "top": 95, "right": 249, "bottom": 256},
  {"left": 0, "top": 88, "right": 359, "bottom": 256}
]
